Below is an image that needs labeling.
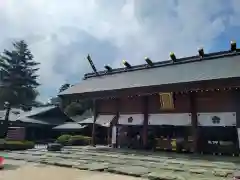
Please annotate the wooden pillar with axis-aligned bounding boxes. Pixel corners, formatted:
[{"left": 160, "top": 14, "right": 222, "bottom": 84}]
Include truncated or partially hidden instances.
[
  {"left": 91, "top": 99, "right": 98, "bottom": 146},
  {"left": 114, "top": 98, "right": 120, "bottom": 148},
  {"left": 115, "top": 98, "right": 120, "bottom": 121},
  {"left": 142, "top": 96, "right": 149, "bottom": 148},
  {"left": 109, "top": 98, "right": 120, "bottom": 148},
  {"left": 190, "top": 92, "right": 198, "bottom": 153},
  {"left": 234, "top": 90, "right": 240, "bottom": 152},
  {"left": 107, "top": 123, "right": 110, "bottom": 145}
]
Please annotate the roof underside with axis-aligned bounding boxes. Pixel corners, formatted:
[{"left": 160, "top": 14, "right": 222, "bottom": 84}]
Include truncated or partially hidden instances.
[
  {"left": 53, "top": 123, "right": 86, "bottom": 130},
  {"left": 60, "top": 53, "right": 240, "bottom": 96}
]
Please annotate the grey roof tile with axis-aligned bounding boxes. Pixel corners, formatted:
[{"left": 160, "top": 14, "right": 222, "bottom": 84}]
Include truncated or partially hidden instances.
[
  {"left": 0, "top": 108, "right": 23, "bottom": 121},
  {"left": 0, "top": 106, "right": 69, "bottom": 125},
  {"left": 60, "top": 54, "right": 240, "bottom": 95},
  {"left": 70, "top": 109, "right": 93, "bottom": 122},
  {"left": 96, "top": 115, "right": 115, "bottom": 127},
  {"left": 18, "top": 106, "right": 56, "bottom": 118},
  {"left": 78, "top": 115, "right": 114, "bottom": 127},
  {"left": 53, "top": 123, "right": 86, "bottom": 130},
  {"left": 17, "top": 117, "right": 50, "bottom": 125},
  {"left": 15, "top": 106, "right": 70, "bottom": 125},
  {"left": 78, "top": 117, "right": 94, "bottom": 124}
]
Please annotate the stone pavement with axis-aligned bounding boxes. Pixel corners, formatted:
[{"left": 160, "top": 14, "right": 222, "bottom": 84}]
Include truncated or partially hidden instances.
[
  {"left": 2, "top": 159, "right": 144, "bottom": 180},
  {"left": 2, "top": 146, "right": 240, "bottom": 180}
]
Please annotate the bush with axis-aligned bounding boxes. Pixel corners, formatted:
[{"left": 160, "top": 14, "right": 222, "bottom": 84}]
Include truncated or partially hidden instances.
[
  {"left": 68, "top": 135, "right": 91, "bottom": 146},
  {"left": 0, "top": 140, "right": 35, "bottom": 150},
  {"left": 56, "top": 134, "right": 92, "bottom": 146},
  {"left": 56, "top": 134, "right": 72, "bottom": 145}
]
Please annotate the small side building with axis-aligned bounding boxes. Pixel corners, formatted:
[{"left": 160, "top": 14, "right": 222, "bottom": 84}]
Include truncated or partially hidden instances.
[{"left": 0, "top": 106, "right": 73, "bottom": 141}]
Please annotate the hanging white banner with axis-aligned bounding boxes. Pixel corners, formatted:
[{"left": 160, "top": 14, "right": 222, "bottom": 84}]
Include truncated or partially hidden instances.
[
  {"left": 148, "top": 113, "right": 191, "bottom": 126},
  {"left": 197, "top": 112, "right": 236, "bottom": 126},
  {"left": 118, "top": 114, "right": 144, "bottom": 125}
]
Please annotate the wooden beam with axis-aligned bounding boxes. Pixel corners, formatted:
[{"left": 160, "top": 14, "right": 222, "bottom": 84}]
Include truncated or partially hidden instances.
[
  {"left": 107, "top": 127, "right": 111, "bottom": 146},
  {"left": 115, "top": 98, "right": 120, "bottom": 122},
  {"left": 142, "top": 96, "right": 149, "bottom": 148},
  {"left": 190, "top": 92, "right": 198, "bottom": 153},
  {"left": 109, "top": 98, "right": 120, "bottom": 148},
  {"left": 114, "top": 98, "right": 120, "bottom": 148},
  {"left": 233, "top": 90, "right": 240, "bottom": 152},
  {"left": 91, "top": 99, "right": 97, "bottom": 146}
]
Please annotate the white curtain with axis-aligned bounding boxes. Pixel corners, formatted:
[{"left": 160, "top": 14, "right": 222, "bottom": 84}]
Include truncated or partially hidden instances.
[{"left": 148, "top": 113, "right": 192, "bottom": 126}]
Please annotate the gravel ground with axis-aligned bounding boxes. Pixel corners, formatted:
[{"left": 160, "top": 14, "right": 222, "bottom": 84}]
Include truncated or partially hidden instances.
[{"left": 0, "top": 159, "right": 145, "bottom": 180}]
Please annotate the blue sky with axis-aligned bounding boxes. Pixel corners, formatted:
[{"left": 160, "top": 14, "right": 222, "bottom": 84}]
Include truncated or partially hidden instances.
[{"left": 0, "top": 0, "right": 240, "bottom": 102}]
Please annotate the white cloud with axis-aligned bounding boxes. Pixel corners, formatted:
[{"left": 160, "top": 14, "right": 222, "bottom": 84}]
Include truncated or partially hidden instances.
[{"left": 0, "top": 0, "right": 240, "bottom": 101}]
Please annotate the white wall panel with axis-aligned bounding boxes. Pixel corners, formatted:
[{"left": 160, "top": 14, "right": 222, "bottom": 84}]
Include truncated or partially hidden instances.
[
  {"left": 118, "top": 114, "right": 144, "bottom": 125},
  {"left": 197, "top": 112, "right": 236, "bottom": 126},
  {"left": 148, "top": 113, "right": 192, "bottom": 126},
  {"left": 111, "top": 126, "right": 116, "bottom": 144}
]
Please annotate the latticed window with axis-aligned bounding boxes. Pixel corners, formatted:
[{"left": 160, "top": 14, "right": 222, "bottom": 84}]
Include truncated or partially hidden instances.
[{"left": 159, "top": 92, "right": 175, "bottom": 110}]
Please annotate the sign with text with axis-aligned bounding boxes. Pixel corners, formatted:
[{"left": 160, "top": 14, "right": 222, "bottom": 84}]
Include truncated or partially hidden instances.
[{"left": 159, "top": 92, "right": 175, "bottom": 110}]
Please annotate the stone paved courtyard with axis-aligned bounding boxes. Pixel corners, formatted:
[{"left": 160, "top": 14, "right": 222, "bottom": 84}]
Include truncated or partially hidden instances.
[
  {"left": 2, "top": 146, "right": 240, "bottom": 180},
  {"left": 1, "top": 159, "right": 143, "bottom": 180}
]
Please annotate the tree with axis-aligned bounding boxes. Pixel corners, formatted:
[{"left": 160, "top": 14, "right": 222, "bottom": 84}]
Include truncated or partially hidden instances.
[
  {"left": 64, "top": 100, "right": 93, "bottom": 117},
  {"left": 64, "top": 102, "right": 84, "bottom": 117},
  {"left": 58, "top": 83, "right": 93, "bottom": 116},
  {"left": 59, "top": 83, "right": 71, "bottom": 93},
  {"left": 0, "top": 40, "right": 40, "bottom": 138}
]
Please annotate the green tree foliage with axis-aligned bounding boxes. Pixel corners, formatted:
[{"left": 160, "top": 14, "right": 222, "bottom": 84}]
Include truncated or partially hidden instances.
[
  {"left": 64, "top": 101, "right": 83, "bottom": 116},
  {"left": 59, "top": 83, "right": 71, "bottom": 93},
  {"left": 58, "top": 83, "right": 71, "bottom": 109},
  {"left": 0, "top": 40, "right": 40, "bottom": 138},
  {"left": 58, "top": 83, "right": 93, "bottom": 116},
  {"left": 64, "top": 100, "right": 93, "bottom": 117},
  {"left": 0, "top": 40, "right": 40, "bottom": 106}
]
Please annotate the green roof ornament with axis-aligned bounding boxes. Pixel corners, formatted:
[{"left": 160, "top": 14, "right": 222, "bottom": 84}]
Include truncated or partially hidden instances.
[
  {"left": 170, "top": 52, "right": 176, "bottom": 62},
  {"left": 104, "top": 65, "right": 112, "bottom": 71},
  {"left": 231, "top": 40, "right": 237, "bottom": 51},
  {"left": 198, "top": 47, "right": 204, "bottom": 57},
  {"left": 122, "top": 60, "right": 132, "bottom": 68},
  {"left": 145, "top": 57, "right": 154, "bottom": 66}
]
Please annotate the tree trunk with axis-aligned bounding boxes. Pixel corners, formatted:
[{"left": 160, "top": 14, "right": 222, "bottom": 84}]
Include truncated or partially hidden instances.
[{"left": 1, "top": 103, "right": 11, "bottom": 139}]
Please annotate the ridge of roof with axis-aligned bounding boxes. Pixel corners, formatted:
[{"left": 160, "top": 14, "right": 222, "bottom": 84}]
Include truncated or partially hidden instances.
[
  {"left": 83, "top": 50, "right": 240, "bottom": 80},
  {"left": 17, "top": 105, "right": 56, "bottom": 119}
]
